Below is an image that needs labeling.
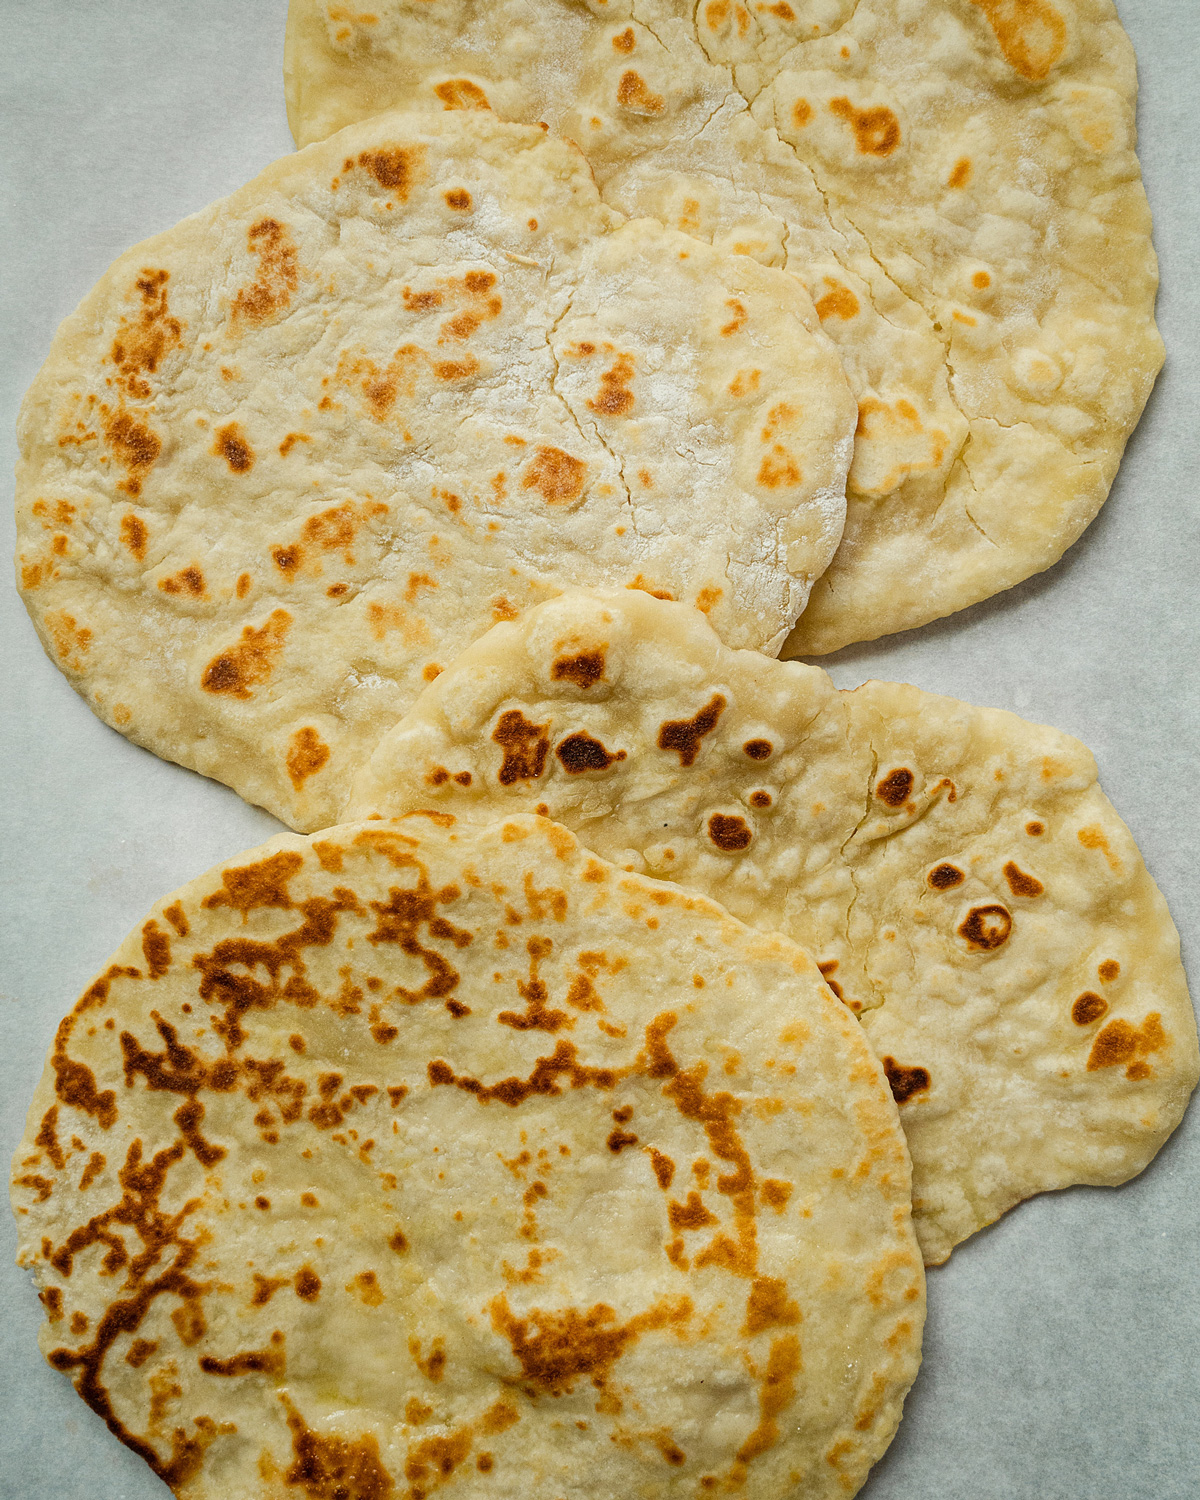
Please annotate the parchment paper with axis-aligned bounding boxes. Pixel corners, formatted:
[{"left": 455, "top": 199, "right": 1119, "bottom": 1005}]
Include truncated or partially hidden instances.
[{"left": 1, "top": 2, "right": 1196, "bottom": 1496}]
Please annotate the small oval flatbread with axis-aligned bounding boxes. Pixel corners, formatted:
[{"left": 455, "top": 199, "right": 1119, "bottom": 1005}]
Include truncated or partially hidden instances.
[
  {"left": 15, "top": 108, "right": 853, "bottom": 830},
  {"left": 285, "top": 0, "right": 1163, "bottom": 652},
  {"left": 346, "top": 591, "right": 1199, "bottom": 1264},
  {"left": 11, "top": 813, "right": 921, "bottom": 1499}
]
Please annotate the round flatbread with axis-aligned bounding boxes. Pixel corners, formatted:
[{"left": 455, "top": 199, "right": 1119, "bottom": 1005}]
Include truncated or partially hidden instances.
[
  {"left": 15, "top": 108, "right": 854, "bottom": 831},
  {"left": 346, "top": 591, "right": 1199, "bottom": 1264},
  {"left": 11, "top": 813, "right": 922, "bottom": 1499},
  {"left": 285, "top": 0, "right": 1163, "bottom": 653}
]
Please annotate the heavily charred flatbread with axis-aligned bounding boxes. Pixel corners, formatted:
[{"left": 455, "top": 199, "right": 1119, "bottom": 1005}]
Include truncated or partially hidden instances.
[
  {"left": 285, "top": 0, "right": 1163, "bottom": 653},
  {"left": 11, "top": 813, "right": 922, "bottom": 1499},
  {"left": 15, "top": 108, "right": 854, "bottom": 830},
  {"left": 346, "top": 591, "right": 1199, "bottom": 1264}
]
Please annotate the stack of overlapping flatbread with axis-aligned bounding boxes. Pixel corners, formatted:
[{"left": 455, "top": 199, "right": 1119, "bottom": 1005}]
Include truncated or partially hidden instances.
[{"left": 10, "top": 3, "right": 1196, "bottom": 1497}]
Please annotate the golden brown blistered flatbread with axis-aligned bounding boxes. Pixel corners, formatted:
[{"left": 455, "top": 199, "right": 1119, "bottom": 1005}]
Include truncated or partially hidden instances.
[
  {"left": 285, "top": 0, "right": 1163, "bottom": 653},
  {"left": 11, "top": 814, "right": 922, "bottom": 1499},
  {"left": 15, "top": 109, "right": 854, "bottom": 831},
  {"left": 345, "top": 592, "right": 1199, "bottom": 1264}
]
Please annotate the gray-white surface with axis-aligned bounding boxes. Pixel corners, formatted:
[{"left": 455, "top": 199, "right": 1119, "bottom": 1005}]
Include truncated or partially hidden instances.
[{"left": 1, "top": 2, "right": 1196, "bottom": 1495}]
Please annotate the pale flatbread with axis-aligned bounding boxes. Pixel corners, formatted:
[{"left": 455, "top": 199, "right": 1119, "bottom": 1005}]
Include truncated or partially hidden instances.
[
  {"left": 285, "top": 0, "right": 1164, "bottom": 653},
  {"left": 15, "top": 109, "right": 854, "bottom": 831},
  {"left": 11, "top": 813, "right": 922, "bottom": 1499},
  {"left": 346, "top": 591, "right": 1199, "bottom": 1264}
]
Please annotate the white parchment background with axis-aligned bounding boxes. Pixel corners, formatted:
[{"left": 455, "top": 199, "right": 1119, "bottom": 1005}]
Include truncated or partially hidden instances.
[{"left": 0, "top": 2, "right": 1196, "bottom": 1496}]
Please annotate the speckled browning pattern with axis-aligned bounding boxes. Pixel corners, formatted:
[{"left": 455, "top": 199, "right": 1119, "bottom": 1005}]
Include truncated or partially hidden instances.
[
  {"left": 14, "top": 108, "right": 855, "bottom": 831},
  {"left": 12, "top": 814, "right": 922, "bottom": 1499},
  {"left": 285, "top": 0, "right": 1163, "bottom": 652},
  {"left": 346, "top": 592, "right": 1199, "bottom": 1264}
]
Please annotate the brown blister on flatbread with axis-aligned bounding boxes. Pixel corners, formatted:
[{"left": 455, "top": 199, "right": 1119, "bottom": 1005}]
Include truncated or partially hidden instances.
[
  {"left": 970, "top": 0, "right": 1068, "bottom": 82},
  {"left": 657, "top": 696, "right": 725, "bottom": 768},
  {"left": 230, "top": 217, "right": 300, "bottom": 327},
  {"left": 287, "top": 726, "right": 332, "bottom": 789},
  {"left": 827, "top": 97, "right": 902, "bottom": 158},
  {"left": 586, "top": 352, "right": 636, "bottom": 418},
  {"left": 353, "top": 143, "right": 427, "bottom": 196},
  {"left": 492, "top": 711, "right": 551, "bottom": 786},
  {"left": 201, "top": 610, "right": 292, "bottom": 700},
  {"left": 158, "top": 565, "right": 206, "bottom": 598},
  {"left": 12, "top": 814, "right": 922, "bottom": 1500},
  {"left": 434, "top": 78, "right": 491, "bottom": 112},
  {"left": 875, "top": 768, "right": 914, "bottom": 809},
  {"left": 708, "top": 813, "right": 753, "bottom": 851},
  {"left": 957, "top": 904, "right": 1013, "bottom": 952},
  {"left": 556, "top": 732, "right": 626, "bottom": 774},
  {"left": 102, "top": 407, "right": 162, "bottom": 498},
  {"left": 212, "top": 422, "right": 254, "bottom": 473},
  {"left": 551, "top": 648, "right": 605, "bottom": 690},
  {"left": 284, "top": 0, "right": 1163, "bottom": 652},
  {"left": 1072, "top": 991, "right": 1108, "bottom": 1026},
  {"left": 15, "top": 109, "right": 855, "bottom": 831},
  {"left": 881, "top": 1058, "right": 932, "bottom": 1105},
  {"left": 108, "top": 269, "right": 183, "bottom": 401},
  {"left": 521, "top": 446, "right": 586, "bottom": 506},
  {"left": 347, "top": 590, "right": 1199, "bottom": 1266}
]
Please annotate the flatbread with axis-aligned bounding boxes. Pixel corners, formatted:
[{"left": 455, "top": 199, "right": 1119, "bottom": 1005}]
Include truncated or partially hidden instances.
[
  {"left": 285, "top": 0, "right": 1164, "bottom": 653},
  {"left": 15, "top": 109, "right": 854, "bottom": 831},
  {"left": 11, "top": 813, "right": 922, "bottom": 1499},
  {"left": 345, "top": 591, "right": 1199, "bottom": 1264}
]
